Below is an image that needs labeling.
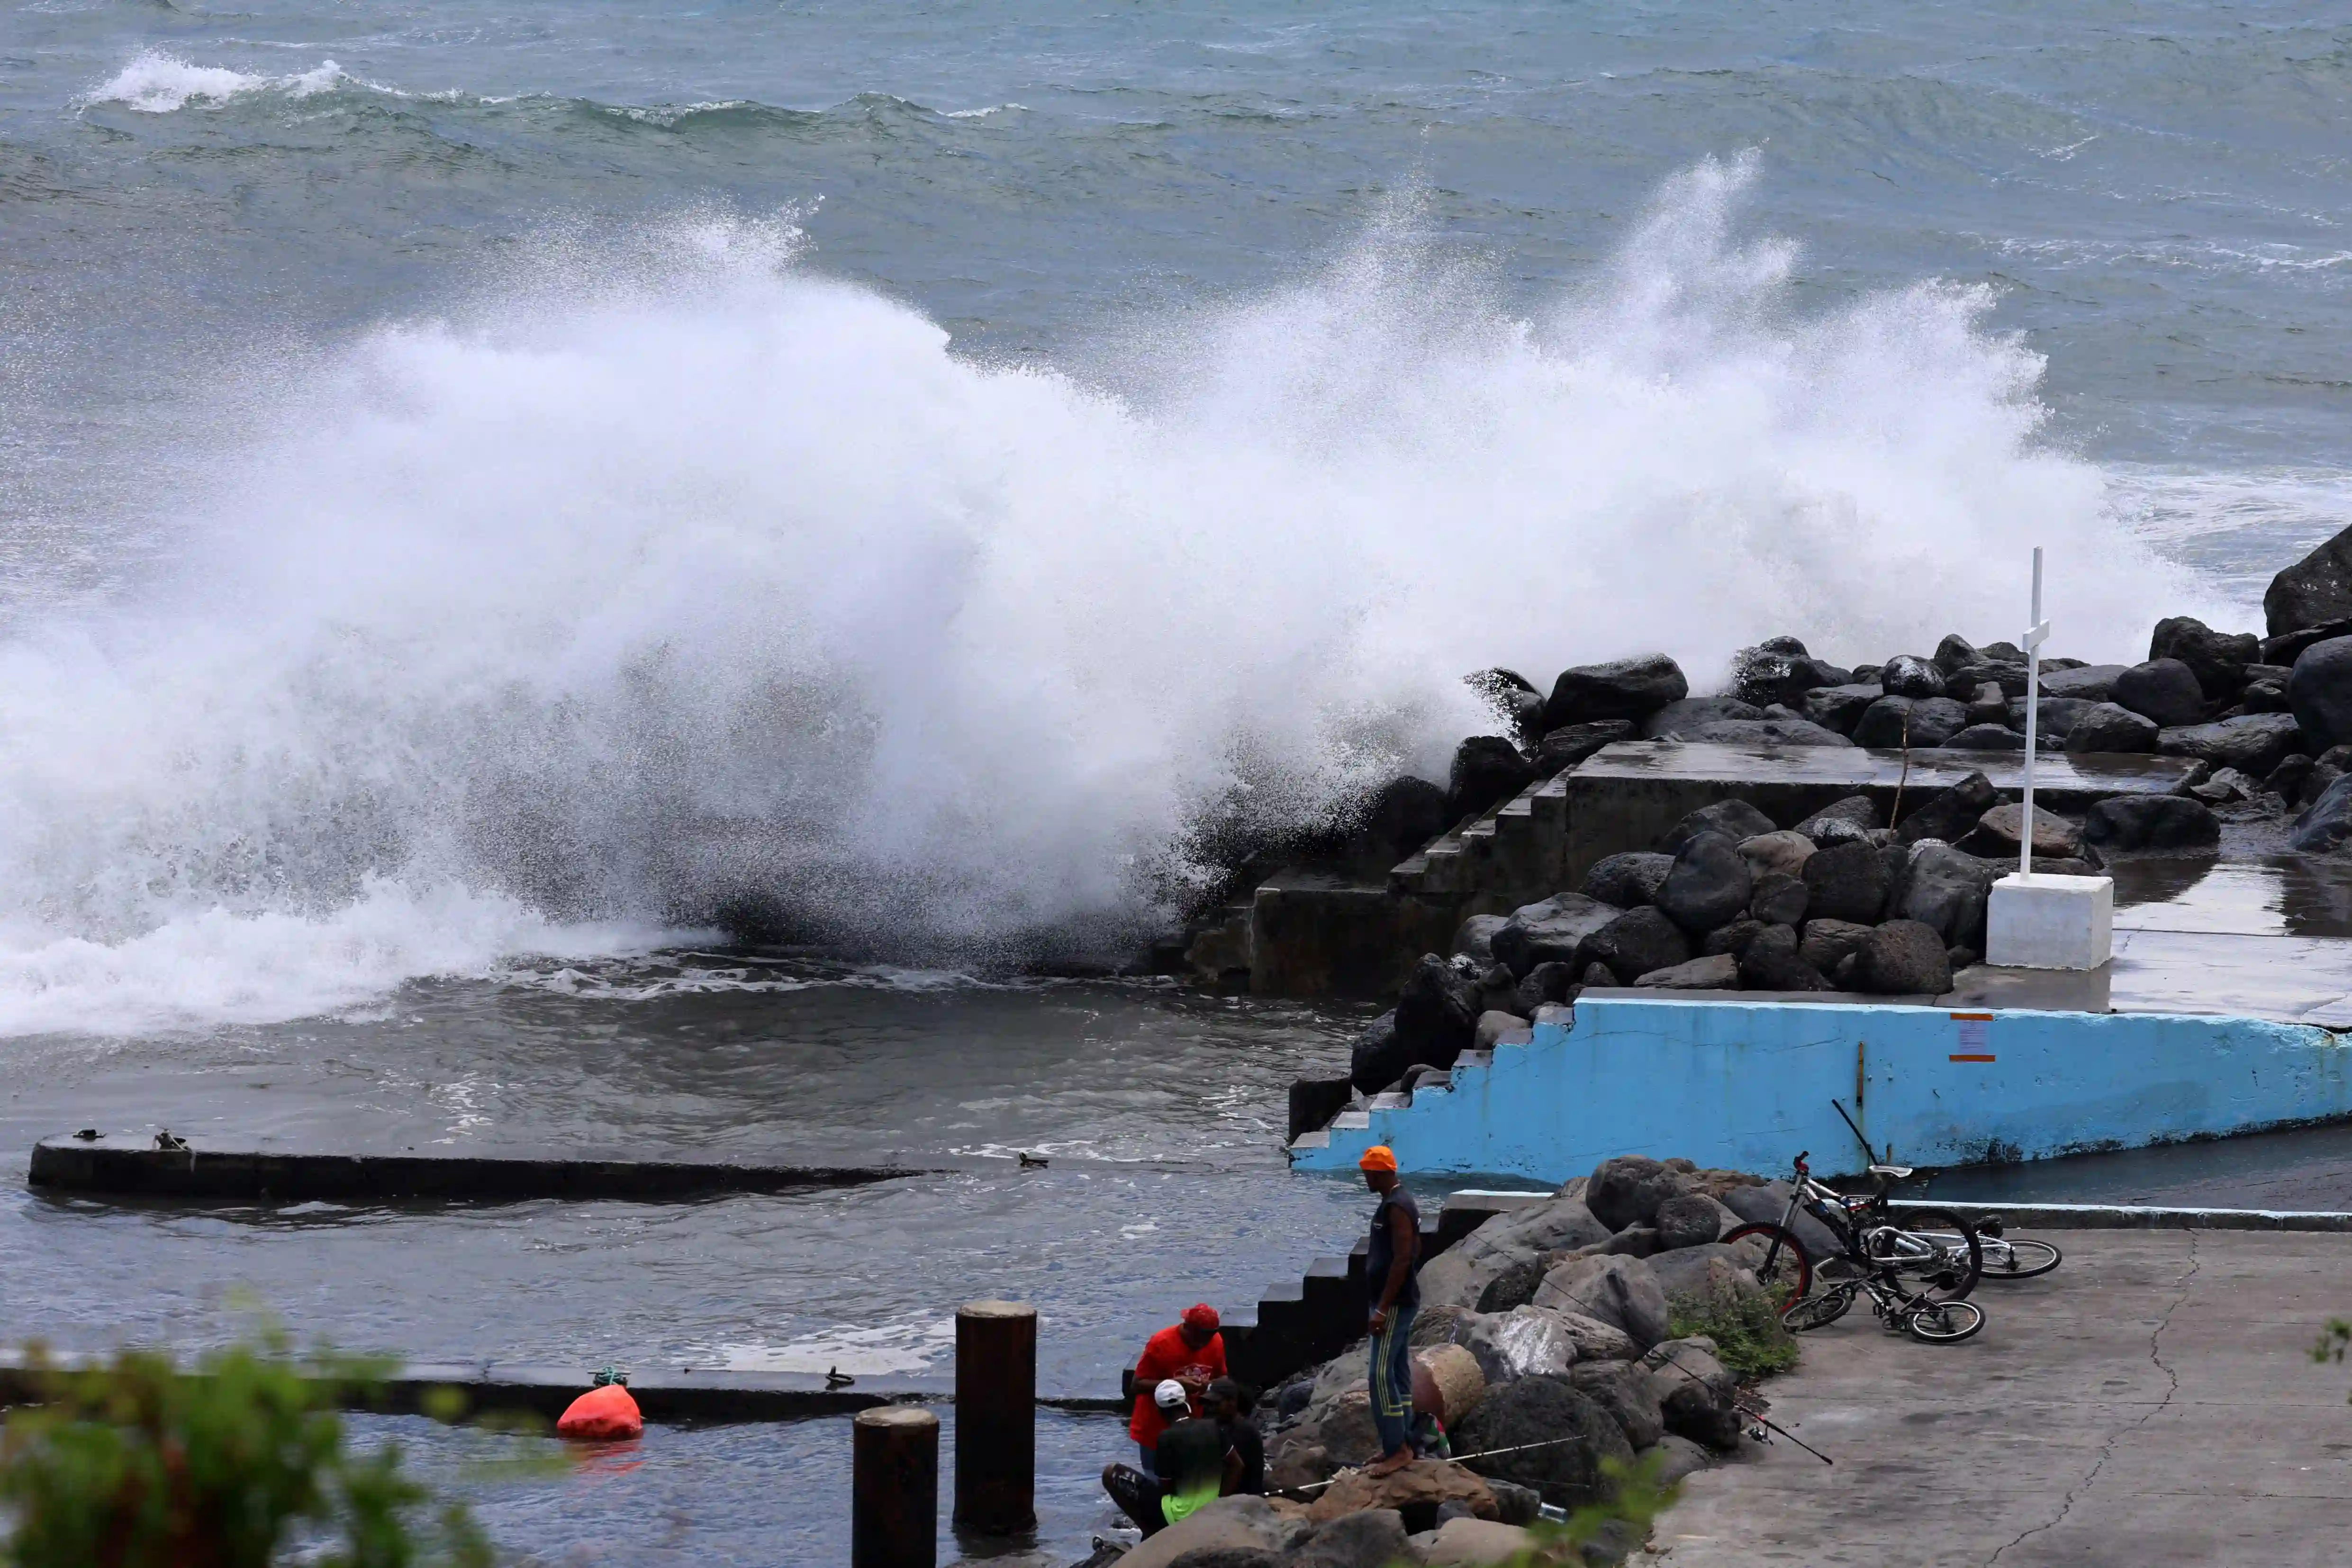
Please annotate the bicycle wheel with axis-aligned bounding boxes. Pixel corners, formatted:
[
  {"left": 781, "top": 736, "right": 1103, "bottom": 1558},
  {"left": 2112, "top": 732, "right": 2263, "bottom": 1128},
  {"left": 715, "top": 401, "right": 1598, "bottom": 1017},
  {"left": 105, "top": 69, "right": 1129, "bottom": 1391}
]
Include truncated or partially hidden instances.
[
  {"left": 1780, "top": 1286, "right": 1854, "bottom": 1333},
  {"left": 1903, "top": 1297, "right": 1985, "bottom": 1343},
  {"left": 1722, "top": 1222, "right": 1813, "bottom": 1311},
  {"left": 1873, "top": 1208, "right": 1981, "bottom": 1301},
  {"left": 1975, "top": 1234, "right": 2062, "bottom": 1280}
]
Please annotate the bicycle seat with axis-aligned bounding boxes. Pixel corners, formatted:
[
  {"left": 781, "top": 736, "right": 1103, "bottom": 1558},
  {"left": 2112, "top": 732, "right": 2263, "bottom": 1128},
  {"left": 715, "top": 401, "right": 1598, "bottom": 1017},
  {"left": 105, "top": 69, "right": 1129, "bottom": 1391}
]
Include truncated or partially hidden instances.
[{"left": 1868, "top": 1163, "right": 1915, "bottom": 1178}]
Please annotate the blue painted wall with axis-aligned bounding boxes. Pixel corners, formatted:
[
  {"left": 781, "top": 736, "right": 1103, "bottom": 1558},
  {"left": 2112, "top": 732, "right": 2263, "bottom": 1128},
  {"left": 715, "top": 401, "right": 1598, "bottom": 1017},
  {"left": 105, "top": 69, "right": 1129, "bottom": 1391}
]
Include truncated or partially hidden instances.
[{"left": 1288, "top": 996, "right": 2352, "bottom": 1182}]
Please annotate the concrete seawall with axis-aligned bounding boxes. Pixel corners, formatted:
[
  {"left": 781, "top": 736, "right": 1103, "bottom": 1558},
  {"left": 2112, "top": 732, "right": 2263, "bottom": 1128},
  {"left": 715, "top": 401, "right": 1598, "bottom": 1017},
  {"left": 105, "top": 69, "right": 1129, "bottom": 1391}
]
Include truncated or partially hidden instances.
[
  {"left": 27, "top": 1134, "right": 928, "bottom": 1203},
  {"left": 1291, "top": 994, "right": 2352, "bottom": 1181}
]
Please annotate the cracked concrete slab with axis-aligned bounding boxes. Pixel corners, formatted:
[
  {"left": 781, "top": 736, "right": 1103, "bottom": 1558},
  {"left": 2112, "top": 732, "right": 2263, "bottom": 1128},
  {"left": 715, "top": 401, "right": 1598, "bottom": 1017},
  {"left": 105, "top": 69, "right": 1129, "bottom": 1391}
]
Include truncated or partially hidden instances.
[{"left": 1637, "top": 1231, "right": 2352, "bottom": 1567}]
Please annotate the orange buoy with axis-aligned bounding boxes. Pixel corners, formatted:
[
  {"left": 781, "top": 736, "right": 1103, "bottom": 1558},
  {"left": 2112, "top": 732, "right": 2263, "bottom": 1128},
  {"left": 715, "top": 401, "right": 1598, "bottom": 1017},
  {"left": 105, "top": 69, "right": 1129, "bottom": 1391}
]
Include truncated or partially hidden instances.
[{"left": 556, "top": 1381, "right": 643, "bottom": 1441}]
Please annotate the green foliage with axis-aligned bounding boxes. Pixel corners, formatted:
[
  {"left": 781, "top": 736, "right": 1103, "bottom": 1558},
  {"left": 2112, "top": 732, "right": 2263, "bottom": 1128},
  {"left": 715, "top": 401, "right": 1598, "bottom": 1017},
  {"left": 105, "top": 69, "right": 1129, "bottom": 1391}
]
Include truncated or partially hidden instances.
[
  {"left": 0, "top": 1334, "right": 494, "bottom": 1568},
  {"left": 1391, "top": 1450, "right": 1683, "bottom": 1567},
  {"left": 1666, "top": 1285, "right": 1800, "bottom": 1380},
  {"left": 2314, "top": 1317, "right": 2352, "bottom": 1405}
]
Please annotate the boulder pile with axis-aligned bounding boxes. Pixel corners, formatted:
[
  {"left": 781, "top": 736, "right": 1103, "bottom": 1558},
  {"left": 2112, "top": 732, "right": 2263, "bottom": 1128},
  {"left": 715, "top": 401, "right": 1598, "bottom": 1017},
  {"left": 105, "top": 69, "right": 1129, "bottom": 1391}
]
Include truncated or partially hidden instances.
[
  {"left": 1098, "top": 1158, "right": 1791, "bottom": 1566},
  {"left": 1352, "top": 759, "right": 2235, "bottom": 1092}
]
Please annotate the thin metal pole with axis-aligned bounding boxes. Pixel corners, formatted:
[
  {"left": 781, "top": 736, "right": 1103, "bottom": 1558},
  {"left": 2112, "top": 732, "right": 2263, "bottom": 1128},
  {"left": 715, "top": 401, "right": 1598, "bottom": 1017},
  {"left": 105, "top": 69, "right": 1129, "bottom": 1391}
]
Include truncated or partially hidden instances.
[{"left": 2020, "top": 547, "right": 2047, "bottom": 880}]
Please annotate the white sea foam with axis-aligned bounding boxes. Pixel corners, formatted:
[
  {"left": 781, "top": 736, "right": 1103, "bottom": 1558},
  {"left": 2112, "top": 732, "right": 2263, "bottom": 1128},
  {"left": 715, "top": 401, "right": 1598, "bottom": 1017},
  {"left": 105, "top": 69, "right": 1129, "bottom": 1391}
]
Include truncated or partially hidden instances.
[
  {"left": 0, "top": 154, "right": 2230, "bottom": 1036},
  {"left": 0, "top": 881, "right": 681, "bottom": 1039},
  {"left": 83, "top": 50, "right": 346, "bottom": 114}
]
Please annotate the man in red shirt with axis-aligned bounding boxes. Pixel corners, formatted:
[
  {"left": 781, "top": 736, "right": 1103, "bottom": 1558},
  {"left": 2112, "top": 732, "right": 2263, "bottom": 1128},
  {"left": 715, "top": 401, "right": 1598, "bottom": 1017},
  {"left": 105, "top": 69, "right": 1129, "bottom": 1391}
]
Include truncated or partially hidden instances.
[{"left": 1126, "top": 1304, "right": 1226, "bottom": 1474}]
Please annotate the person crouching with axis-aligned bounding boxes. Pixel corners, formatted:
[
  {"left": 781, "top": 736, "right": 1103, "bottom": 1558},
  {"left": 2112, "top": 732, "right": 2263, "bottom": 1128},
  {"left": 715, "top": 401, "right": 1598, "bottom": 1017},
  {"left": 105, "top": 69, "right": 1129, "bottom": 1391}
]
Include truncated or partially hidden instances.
[{"left": 1100, "top": 1380, "right": 1239, "bottom": 1537}]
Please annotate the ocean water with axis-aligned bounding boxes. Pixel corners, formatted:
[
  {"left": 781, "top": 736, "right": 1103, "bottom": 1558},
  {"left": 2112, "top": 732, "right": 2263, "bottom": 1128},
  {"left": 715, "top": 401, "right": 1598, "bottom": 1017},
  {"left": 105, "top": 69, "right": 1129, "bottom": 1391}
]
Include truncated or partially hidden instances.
[
  {"left": 4, "top": 6, "right": 2352, "bottom": 1558},
  {"left": 2, "top": 0, "right": 2349, "bottom": 1001}
]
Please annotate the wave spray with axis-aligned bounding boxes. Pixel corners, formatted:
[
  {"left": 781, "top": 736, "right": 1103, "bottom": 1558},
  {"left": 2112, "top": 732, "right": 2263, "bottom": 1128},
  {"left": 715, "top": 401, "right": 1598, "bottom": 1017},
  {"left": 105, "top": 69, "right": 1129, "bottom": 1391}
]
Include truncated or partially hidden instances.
[{"left": 0, "top": 154, "right": 2205, "bottom": 1035}]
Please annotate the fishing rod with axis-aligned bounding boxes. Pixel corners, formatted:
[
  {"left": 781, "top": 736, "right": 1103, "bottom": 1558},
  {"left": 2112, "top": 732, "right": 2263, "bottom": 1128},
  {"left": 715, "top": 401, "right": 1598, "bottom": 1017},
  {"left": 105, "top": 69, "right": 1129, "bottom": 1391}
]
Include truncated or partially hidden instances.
[{"left": 1281, "top": 1432, "right": 1601, "bottom": 1495}]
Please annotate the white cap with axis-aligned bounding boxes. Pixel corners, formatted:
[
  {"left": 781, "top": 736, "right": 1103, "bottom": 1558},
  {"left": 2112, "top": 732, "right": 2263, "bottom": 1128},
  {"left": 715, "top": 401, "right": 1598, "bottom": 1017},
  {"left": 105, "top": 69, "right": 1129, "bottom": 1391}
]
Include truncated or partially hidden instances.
[{"left": 1154, "top": 1378, "right": 1188, "bottom": 1411}]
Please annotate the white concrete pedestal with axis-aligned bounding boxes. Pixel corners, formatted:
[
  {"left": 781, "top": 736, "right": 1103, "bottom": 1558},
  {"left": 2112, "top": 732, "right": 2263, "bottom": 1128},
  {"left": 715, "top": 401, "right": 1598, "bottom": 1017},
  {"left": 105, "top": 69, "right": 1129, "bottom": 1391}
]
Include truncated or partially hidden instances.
[{"left": 1985, "top": 873, "right": 2113, "bottom": 970}]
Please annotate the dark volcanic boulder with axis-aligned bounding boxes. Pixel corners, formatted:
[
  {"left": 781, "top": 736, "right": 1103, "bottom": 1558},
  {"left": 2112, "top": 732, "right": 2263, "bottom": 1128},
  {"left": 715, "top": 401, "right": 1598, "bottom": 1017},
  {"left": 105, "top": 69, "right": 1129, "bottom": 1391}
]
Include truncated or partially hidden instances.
[
  {"left": 1512, "top": 961, "right": 1580, "bottom": 1017},
  {"left": 1653, "top": 1194, "right": 1727, "bottom": 1251},
  {"left": 2081, "top": 794, "right": 2221, "bottom": 852},
  {"left": 1568, "top": 1360, "right": 1666, "bottom": 1451},
  {"left": 2265, "top": 523, "right": 2352, "bottom": 637},
  {"left": 2113, "top": 659, "right": 2207, "bottom": 728},
  {"left": 2150, "top": 617, "right": 2260, "bottom": 699},
  {"left": 2040, "top": 664, "right": 2127, "bottom": 703},
  {"left": 1393, "top": 955, "right": 1480, "bottom": 1073},
  {"left": 1349, "top": 1012, "right": 1409, "bottom": 1094},
  {"left": 1946, "top": 660, "right": 2030, "bottom": 699},
  {"left": 2064, "top": 702, "right": 2159, "bottom": 754},
  {"left": 2156, "top": 714, "right": 2304, "bottom": 778},
  {"left": 1674, "top": 717, "right": 1856, "bottom": 748},
  {"left": 1748, "top": 870, "right": 1808, "bottom": 926},
  {"left": 1456, "top": 1375, "right": 1635, "bottom": 1507},
  {"left": 1972, "top": 802, "right": 2082, "bottom": 860},
  {"left": 1655, "top": 831, "right": 1754, "bottom": 936},
  {"left": 1879, "top": 655, "right": 1945, "bottom": 698},
  {"left": 1291, "top": 1510, "right": 1411, "bottom": 1568},
  {"left": 1585, "top": 1154, "right": 1688, "bottom": 1232},
  {"left": 1801, "top": 683, "right": 1883, "bottom": 735},
  {"left": 1801, "top": 839, "right": 1891, "bottom": 924},
  {"left": 2292, "top": 774, "right": 2352, "bottom": 853},
  {"left": 1533, "top": 720, "right": 1637, "bottom": 777},
  {"left": 1937, "top": 723, "right": 2026, "bottom": 751},
  {"left": 1854, "top": 695, "right": 1968, "bottom": 748},
  {"left": 1582, "top": 907, "right": 1691, "bottom": 984},
  {"left": 1646, "top": 1340, "right": 1744, "bottom": 1452},
  {"left": 1544, "top": 656, "right": 1689, "bottom": 731},
  {"left": 1449, "top": 735, "right": 1536, "bottom": 820},
  {"left": 1728, "top": 644, "right": 1851, "bottom": 709},
  {"left": 1796, "top": 795, "right": 1881, "bottom": 837},
  {"left": 1655, "top": 800, "right": 1777, "bottom": 855},
  {"left": 2289, "top": 637, "right": 2352, "bottom": 753},
  {"left": 1735, "top": 923, "right": 1829, "bottom": 991},
  {"left": 1895, "top": 843, "right": 2000, "bottom": 949},
  {"left": 1853, "top": 919, "right": 1953, "bottom": 995},
  {"left": 1797, "top": 917, "right": 1874, "bottom": 975},
  {"left": 1932, "top": 634, "right": 1982, "bottom": 674},
  {"left": 2007, "top": 695, "right": 2096, "bottom": 743},
  {"left": 1491, "top": 893, "right": 1619, "bottom": 979},
  {"left": 1357, "top": 775, "right": 1450, "bottom": 862},
  {"left": 1581, "top": 851, "right": 1675, "bottom": 907},
  {"left": 1895, "top": 770, "right": 1999, "bottom": 845},
  {"left": 1701, "top": 916, "right": 1765, "bottom": 957},
  {"left": 1642, "top": 697, "right": 1761, "bottom": 739},
  {"left": 2268, "top": 618, "right": 2352, "bottom": 669}
]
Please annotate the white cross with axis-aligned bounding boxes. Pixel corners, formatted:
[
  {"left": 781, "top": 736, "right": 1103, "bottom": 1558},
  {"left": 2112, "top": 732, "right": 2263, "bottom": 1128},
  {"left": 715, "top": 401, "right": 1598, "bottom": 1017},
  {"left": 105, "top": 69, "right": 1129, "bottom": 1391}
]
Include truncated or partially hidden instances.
[{"left": 2018, "top": 547, "right": 2048, "bottom": 880}]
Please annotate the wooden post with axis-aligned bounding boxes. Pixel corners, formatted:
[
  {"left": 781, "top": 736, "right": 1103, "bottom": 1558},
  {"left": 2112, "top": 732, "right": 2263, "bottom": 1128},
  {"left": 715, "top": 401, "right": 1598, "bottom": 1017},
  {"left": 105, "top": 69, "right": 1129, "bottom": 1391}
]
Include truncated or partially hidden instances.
[
  {"left": 952, "top": 1298, "right": 1037, "bottom": 1535},
  {"left": 852, "top": 1405, "right": 938, "bottom": 1568}
]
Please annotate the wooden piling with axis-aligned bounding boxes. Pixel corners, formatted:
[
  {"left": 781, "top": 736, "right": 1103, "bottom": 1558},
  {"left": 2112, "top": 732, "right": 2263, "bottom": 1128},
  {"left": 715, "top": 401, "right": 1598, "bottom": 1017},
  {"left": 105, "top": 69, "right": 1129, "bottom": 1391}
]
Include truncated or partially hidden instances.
[
  {"left": 852, "top": 1405, "right": 938, "bottom": 1568},
  {"left": 951, "top": 1298, "right": 1037, "bottom": 1535}
]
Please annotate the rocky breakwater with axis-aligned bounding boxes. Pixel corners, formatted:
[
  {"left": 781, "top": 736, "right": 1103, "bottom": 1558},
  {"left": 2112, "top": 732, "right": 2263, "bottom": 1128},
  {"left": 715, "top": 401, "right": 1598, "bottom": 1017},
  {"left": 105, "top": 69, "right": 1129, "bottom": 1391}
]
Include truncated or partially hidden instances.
[
  {"left": 1323, "top": 762, "right": 2205, "bottom": 1105},
  {"left": 1101, "top": 1158, "right": 1797, "bottom": 1568}
]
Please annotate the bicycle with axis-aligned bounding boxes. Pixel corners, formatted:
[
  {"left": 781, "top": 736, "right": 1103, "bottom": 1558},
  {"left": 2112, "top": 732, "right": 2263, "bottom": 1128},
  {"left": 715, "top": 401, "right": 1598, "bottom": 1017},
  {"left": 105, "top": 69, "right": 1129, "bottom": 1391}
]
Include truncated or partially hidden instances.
[
  {"left": 1778, "top": 1250, "right": 1987, "bottom": 1343},
  {"left": 1919, "top": 1215, "right": 2063, "bottom": 1282},
  {"left": 1721, "top": 1151, "right": 1984, "bottom": 1310}
]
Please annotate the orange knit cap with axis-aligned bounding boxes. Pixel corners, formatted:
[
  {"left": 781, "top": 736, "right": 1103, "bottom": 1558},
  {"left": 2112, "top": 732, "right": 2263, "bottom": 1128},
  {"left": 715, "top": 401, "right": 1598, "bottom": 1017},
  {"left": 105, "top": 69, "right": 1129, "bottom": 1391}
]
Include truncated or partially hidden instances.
[{"left": 1358, "top": 1145, "right": 1399, "bottom": 1173}]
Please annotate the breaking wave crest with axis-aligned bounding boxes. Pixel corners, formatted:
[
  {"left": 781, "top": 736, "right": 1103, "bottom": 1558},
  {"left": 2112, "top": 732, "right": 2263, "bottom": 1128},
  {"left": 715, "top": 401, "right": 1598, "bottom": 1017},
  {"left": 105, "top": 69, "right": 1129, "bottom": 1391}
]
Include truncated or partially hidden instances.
[
  {"left": 82, "top": 50, "right": 350, "bottom": 114},
  {"left": 0, "top": 153, "right": 2211, "bottom": 1035}
]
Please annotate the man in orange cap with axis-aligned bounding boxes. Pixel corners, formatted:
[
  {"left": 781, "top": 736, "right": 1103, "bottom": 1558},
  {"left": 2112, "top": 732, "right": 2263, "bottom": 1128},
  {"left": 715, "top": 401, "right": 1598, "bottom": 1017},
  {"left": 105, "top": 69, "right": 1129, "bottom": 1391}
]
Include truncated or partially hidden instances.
[
  {"left": 1125, "top": 1302, "right": 1227, "bottom": 1474},
  {"left": 1359, "top": 1144, "right": 1421, "bottom": 1477}
]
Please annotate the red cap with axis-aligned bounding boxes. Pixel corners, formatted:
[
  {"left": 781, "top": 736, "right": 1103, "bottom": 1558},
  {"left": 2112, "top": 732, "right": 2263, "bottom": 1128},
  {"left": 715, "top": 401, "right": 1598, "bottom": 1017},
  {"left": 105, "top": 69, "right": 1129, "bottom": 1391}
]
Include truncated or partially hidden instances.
[{"left": 1181, "top": 1303, "right": 1220, "bottom": 1334}]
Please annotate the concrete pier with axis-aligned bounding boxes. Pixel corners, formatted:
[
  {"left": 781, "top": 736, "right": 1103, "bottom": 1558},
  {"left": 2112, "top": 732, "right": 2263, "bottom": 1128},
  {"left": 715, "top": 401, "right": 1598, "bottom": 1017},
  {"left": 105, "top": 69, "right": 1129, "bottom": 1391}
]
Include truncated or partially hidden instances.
[
  {"left": 1640, "top": 1229, "right": 2352, "bottom": 1567},
  {"left": 27, "top": 1133, "right": 928, "bottom": 1203}
]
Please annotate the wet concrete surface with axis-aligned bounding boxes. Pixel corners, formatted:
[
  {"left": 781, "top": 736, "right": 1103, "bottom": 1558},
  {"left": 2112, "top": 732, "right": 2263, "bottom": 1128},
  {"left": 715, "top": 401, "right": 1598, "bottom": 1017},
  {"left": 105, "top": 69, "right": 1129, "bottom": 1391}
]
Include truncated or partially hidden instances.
[{"left": 1641, "top": 1230, "right": 2352, "bottom": 1567}]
